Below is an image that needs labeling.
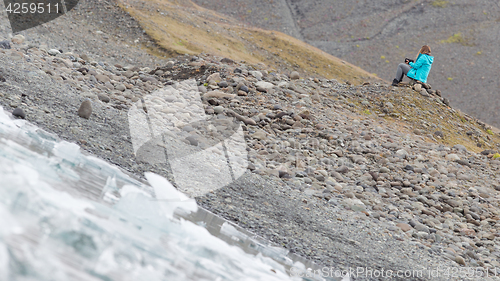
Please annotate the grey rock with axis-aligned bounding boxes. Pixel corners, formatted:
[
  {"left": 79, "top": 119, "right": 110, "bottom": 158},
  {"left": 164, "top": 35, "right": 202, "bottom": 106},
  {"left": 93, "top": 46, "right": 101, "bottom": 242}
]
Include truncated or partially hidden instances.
[
  {"left": 198, "top": 85, "right": 207, "bottom": 93},
  {"left": 97, "top": 93, "right": 110, "bottom": 103},
  {"left": 414, "top": 223, "right": 429, "bottom": 233},
  {"left": 186, "top": 136, "right": 198, "bottom": 146},
  {"left": 95, "top": 74, "right": 110, "bottom": 83},
  {"left": 379, "top": 167, "right": 390, "bottom": 173},
  {"left": 218, "top": 81, "right": 229, "bottom": 88},
  {"left": 0, "top": 40, "right": 11, "bottom": 49},
  {"left": 213, "top": 106, "right": 224, "bottom": 114},
  {"left": 240, "top": 85, "right": 249, "bottom": 93},
  {"left": 454, "top": 256, "right": 466, "bottom": 266},
  {"left": 452, "top": 144, "right": 467, "bottom": 152},
  {"left": 78, "top": 100, "right": 92, "bottom": 119},
  {"left": 290, "top": 71, "right": 300, "bottom": 80},
  {"left": 481, "top": 149, "right": 497, "bottom": 155},
  {"left": 12, "top": 108, "right": 26, "bottom": 119},
  {"left": 48, "top": 49, "right": 61, "bottom": 56},
  {"left": 434, "top": 131, "right": 444, "bottom": 138},
  {"left": 115, "top": 84, "right": 126, "bottom": 91}
]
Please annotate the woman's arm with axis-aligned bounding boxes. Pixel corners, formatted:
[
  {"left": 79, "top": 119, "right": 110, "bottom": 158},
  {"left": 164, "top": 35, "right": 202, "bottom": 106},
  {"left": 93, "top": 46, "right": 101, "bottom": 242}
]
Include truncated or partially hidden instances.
[{"left": 409, "top": 55, "right": 424, "bottom": 69}]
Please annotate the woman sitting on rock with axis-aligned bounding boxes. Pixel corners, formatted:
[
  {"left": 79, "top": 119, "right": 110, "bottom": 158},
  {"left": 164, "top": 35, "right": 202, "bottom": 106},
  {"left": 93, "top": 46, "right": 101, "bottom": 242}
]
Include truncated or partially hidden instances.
[{"left": 392, "top": 45, "right": 434, "bottom": 86}]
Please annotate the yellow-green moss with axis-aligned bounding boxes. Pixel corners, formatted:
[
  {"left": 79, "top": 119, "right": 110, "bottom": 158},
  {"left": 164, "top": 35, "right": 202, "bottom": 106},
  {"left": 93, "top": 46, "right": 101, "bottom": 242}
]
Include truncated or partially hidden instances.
[
  {"left": 440, "top": 33, "right": 474, "bottom": 46},
  {"left": 431, "top": 0, "right": 448, "bottom": 8}
]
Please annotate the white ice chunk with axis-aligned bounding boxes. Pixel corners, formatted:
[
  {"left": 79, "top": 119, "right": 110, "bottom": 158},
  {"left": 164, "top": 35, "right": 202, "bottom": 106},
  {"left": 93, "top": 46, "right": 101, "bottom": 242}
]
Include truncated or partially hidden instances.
[
  {"left": 52, "top": 141, "right": 81, "bottom": 164},
  {"left": 102, "top": 176, "right": 120, "bottom": 203},
  {"left": 145, "top": 172, "right": 197, "bottom": 216},
  {"left": 0, "top": 205, "right": 21, "bottom": 235},
  {"left": 0, "top": 243, "right": 9, "bottom": 281},
  {"left": 119, "top": 185, "right": 151, "bottom": 198},
  {"left": 220, "top": 222, "right": 247, "bottom": 241}
]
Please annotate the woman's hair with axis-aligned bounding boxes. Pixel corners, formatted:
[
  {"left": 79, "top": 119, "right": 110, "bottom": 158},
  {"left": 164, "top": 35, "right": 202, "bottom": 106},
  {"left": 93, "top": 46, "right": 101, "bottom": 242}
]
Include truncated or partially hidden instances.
[{"left": 416, "top": 45, "right": 431, "bottom": 60}]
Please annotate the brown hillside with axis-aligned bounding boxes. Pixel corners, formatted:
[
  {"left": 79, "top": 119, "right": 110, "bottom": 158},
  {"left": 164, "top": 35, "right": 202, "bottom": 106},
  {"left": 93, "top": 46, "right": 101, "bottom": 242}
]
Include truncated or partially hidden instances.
[{"left": 117, "top": 0, "right": 379, "bottom": 85}]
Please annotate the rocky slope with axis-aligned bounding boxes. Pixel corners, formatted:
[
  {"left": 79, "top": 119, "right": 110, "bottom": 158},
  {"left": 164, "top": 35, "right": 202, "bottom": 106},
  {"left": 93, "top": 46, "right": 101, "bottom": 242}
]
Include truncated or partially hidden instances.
[
  {"left": 2, "top": 0, "right": 500, "bottom": 280},
  {"left": 192, "top": 0, "right": 500, "bottom": 129}
]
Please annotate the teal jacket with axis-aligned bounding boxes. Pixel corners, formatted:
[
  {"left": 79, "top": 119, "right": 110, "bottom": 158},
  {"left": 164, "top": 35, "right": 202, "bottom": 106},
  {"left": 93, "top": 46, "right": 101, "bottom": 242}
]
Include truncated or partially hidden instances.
[{"left": 407, "top": 54, "right": 434, "bottom": 83}]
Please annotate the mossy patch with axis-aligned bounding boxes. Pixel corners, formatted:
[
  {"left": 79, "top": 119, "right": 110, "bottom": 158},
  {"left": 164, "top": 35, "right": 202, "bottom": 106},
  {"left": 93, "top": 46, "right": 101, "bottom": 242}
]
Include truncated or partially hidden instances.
[
  {"left": 431, "top": 0, "right": 448, "bottom": 8},
  {"left": 440, "top": 33, "right": 474, "bottom": 46}
]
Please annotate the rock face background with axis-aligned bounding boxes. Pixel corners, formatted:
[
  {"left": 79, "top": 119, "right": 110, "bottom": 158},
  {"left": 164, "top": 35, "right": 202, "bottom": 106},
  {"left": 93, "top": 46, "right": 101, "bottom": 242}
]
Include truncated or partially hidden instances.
[{"left": 192, "top": 0, "right": 500, "bottom": 128}]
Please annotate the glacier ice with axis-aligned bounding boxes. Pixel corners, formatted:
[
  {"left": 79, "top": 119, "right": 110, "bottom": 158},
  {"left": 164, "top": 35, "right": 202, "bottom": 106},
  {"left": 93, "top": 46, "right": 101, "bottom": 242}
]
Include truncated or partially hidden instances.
[{"left": 1, "top": 105, "right": 336, "bottom": 281}]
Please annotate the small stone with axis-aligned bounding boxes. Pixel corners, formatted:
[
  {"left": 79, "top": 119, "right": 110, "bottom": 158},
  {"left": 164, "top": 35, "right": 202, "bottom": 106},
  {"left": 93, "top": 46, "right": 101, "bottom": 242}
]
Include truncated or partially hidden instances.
[
  {"left": 240, "top": 85, "right": 249, "bottom": 92},
  {"left": 379, "top": 167, "right": 390, "bottom": 173},
  {"left": 186, "top": 136, "right": 198, "bottom": 146},
  {"left": 453, "top": 144, "right": 467, "bottom": 152},
  {"left": 0, "top": 74, "right": 5, "bottom": 82},
  {"left": 243, "top": 118, "right": 255, "bottom": 125},
  {"left": 290, "top": 71, "right": 300, "bottom": 80},
  {"left": 403, "top": 165, "right": 414, "bottom": 171},
  {"left": 434, "top": 131, "right": 444, "bottom": 138},
  {"left": 198, "top": 85, "right": 208, "bottom": 93},
  {"left": 335, "top": 165, "right": 349, "bottom": 174},
  {"left": 207, "top": 73, "right": 221, "bottom": 84},
  {"left": 95, "top": 74, "right": 110, "bottom": 83},
  {"left": 445, "top": 154, "right": 460, "bottom": 161},
  {"left": 11, "top": 35, "right": 25, "bottom": 44},
  {"left": 251, "top": 130, "right": 268, "bottom": 140},
  {"left": 80, "top": 54, "right": 89, "bottom": 61},
  {"left": 255, "top": 81, "right": 274, "bottom": 92},
  {"left": 420, "top": 89, "right": 429, "bottom": 97},
  {"left": 115, "top": 84, "right": 126, "bottom": 91},
  {"left": 459, "top": 228, "right": 476, "bottom": 236},
  {"left": 279, "top": 171, "right": 291, "bottom": 178},
  {"left": 396, "top": 223, "right": 412, "bottom": 232},
  {"left": 165, "top": 61, "right": 175, "bottom": 68},
  {"left": 414, "top": 223, "right": 429, "bottom": 233},
  {"left": 481, "top": 149, "right": 497, "bottom": 155},
  {"left": 221, "top": 57, "right": 234, "bottom": 64},
  {"left": 78, "top": 100, "right": 92, "bottom": 119},
  {"left": 48, "top": 49, "right": 61, "bottom": 56},
  {"left": 454, "top": 256, "right": 466, "bottom": 266},
  {"left": 237, "top": 90, "right": 247, "bottom": 96},
  {"left": 97, "top": 93, "right": 110, "bottom": 103},
  {"left": 12, "top": 108, "right": 25, "bottom": 119},
  {"left": 213, "top": 106, "right": 224, "bottom": 114},
  {"left": 218, "top": 81, "right": 228, "bottom": 88},
  {"left": 234, "top": 68, "right": 242, "bottom": 74},
  {"left": 105, "top": 82, "right": 114, "bottom": 90},
  {"left": 483, "top": 233, "right": 496, "bottom": 240},
  {"left": 0, "top": 40, "right": 11, "bottom": 49},
  {"left": 249, "top": 71, "right": 263, "bottom": 80}
]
